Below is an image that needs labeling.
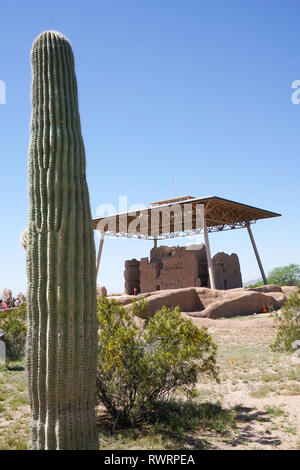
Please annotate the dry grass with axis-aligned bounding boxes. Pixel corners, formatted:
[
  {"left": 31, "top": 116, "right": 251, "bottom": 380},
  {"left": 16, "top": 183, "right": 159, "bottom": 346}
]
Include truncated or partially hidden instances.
[
  {"left": 189, "top": 313, "right": 300, "bottom": 449},
  {"left": 0, "top": 362, "right": 29, "bottom": 450},
  {"left": 0, "top": 312, "right": 299, "bottom": 450}
]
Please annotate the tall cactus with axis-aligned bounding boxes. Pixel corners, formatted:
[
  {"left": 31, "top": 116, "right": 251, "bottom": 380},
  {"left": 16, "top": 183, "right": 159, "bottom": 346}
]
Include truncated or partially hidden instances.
[{"left": 26, "top": 31, "right": 98, "bottom": 450}]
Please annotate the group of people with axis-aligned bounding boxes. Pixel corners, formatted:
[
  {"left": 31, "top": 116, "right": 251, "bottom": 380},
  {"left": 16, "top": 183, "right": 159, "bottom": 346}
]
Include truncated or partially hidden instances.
[{"left": 0, "top": 298, "right": 24, "bottom": 310}]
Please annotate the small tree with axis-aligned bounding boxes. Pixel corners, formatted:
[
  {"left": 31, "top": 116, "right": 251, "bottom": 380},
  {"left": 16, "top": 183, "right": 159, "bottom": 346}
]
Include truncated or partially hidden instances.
[
  {"left": 0, "top": 304, "right": 27, "bottom": 361},
  {"left": 268, "top": 264, "right": 300, "bottom": 286},
  {"left": 97, "top": 297, "right": 219, "bottom": 425},
  {"left": 271, "top": 293, "right": 300, "bottom": 352}
]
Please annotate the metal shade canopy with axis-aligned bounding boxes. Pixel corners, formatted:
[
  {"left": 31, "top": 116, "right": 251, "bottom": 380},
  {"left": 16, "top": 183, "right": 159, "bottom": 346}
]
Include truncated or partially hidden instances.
[
  {"left": 93, "top": 196, "right": 281, "bottom": 288},
  {"left": 93, "top": 196, "right": 281, "bottom": 239}
]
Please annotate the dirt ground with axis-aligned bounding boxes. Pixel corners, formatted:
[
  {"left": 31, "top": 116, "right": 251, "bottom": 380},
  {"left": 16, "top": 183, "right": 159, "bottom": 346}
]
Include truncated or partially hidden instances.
[
  {"left": 0, "top": 312, "right": 299, "bottom": 450},
  {"left": 181, "top": 312, "right": 300, "bottom": 450}
]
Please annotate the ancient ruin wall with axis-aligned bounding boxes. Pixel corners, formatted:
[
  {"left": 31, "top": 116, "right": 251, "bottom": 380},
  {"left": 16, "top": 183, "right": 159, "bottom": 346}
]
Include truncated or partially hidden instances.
[
  {"left": 212, "top": 252, "right": 243, "bottom": 290},
  {"left": 124, "top": 245, "right": 243, "bottom": 294},
  {"left": 124, "top": 259, "right": 141, "bottom": 295}
]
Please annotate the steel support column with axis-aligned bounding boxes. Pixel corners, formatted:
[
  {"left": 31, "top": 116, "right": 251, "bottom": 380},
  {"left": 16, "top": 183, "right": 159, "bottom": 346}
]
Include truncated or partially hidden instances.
[
  {"left": 96, "top": 233, "right": 105, "bottom": 279},
  {"left": 246, "top": 223, "right": 267, "bottom": 285},
  {"left": 203, "top": 218, "right": 216, "bottom": 289}
]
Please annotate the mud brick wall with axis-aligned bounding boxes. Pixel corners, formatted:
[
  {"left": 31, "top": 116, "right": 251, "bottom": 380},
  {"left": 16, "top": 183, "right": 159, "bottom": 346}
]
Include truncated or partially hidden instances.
[
  {"left": 124, "top": 245, "right": 242, "bottom": 294},
  {"left": 140, "top": 245, "right": 209, "bottom": 293},
  {"left": 212, "top": 252, "right": 243, "bottom": 290},
  {"left": 157, "top": 251, "right": 199, "bottom": 290},
  {"left": 139, "top": 257, "right": 161, "bottom": 292},
  {"left": 124, "top": 259, "right": 140, "bottom": 294}
]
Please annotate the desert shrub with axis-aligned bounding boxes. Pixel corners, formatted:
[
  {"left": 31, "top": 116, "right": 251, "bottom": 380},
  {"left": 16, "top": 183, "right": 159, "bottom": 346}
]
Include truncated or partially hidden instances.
[
  {"left": 246, "top": 281, "right": 264, "bottom": 289},
  {"left": 271, "top": 293, "right": 300, "bottom": 352},
  {"left": 0, "top": 303, "right": 27, "bottom": 361},
  {"left": 96, "top": 297, "right": 219, "bottom": 425},
  {"left": 247, "top": 264, "right": 300, "bottom": 290},
  {"left": 268, "top": 264, "right": 300, "bottom": 286},
  {"left": 130, "top": 298, "right": 150, "bottom": 320}
]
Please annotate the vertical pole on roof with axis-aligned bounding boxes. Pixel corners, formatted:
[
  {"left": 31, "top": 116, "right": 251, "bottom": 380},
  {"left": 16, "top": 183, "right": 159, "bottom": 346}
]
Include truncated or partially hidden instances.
[
  {"left": 203, "top": 218, "right": 216, "bottom": 289},
  {"left": 153, "top": 238, "right": 157, "bottom": 249},
  {"left": 96, "top": 232, "right": 105, "bottom": 280},
  {"left": 246, "top": 223, "right": 267, "bottom": 285}
]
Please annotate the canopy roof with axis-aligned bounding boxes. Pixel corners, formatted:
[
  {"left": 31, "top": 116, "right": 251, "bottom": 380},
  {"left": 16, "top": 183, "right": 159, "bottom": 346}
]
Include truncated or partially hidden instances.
[{"left": 93, "top": 196, "right": 281, "bottom": 240}]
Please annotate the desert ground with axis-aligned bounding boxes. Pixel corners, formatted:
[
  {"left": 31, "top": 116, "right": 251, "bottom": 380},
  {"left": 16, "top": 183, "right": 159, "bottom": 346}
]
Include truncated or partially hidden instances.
[
  {"left": 0, "top": 310, "right": 299, "bottom": 450},
  {"left": 183, "top": 313, "right": 300, "bottom": 450}
]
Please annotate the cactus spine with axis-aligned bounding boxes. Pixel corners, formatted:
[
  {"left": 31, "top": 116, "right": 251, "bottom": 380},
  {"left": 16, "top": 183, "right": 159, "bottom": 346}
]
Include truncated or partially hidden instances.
[{"left": 26, "top": 31, "right": 98, "bottom": 450}]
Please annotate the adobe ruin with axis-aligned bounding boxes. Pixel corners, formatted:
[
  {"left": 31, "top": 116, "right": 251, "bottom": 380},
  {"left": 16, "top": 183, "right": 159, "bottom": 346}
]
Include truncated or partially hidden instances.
[
  {"left": 94, "top": 196, "right": 281, "bottom": 291},
  {"left": 124, "top": 244, "right": 243, "bottom": 294}
]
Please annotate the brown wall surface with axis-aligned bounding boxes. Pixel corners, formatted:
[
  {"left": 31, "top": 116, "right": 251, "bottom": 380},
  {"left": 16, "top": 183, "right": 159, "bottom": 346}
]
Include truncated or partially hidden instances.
[
  {"left": 124, "top": 259, "right": 141, "bottom": 294},
  {"left": 212, "top": 252, "right": 243, "bottom": 290},
  {"left": 124, "top": 244, "right": 243, "bottom": 294}
]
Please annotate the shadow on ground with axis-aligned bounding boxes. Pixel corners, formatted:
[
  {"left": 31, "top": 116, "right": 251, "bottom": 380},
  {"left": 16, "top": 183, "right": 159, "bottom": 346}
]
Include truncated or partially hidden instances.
[
  {"left": 96, "top": 401, "right": 282, "bottom": 450},
  {"left": 228, "top": 405, "right": 281, "bottom": 448},
  {"left": 97, "top": 401, "right": 235, "bottom": 449},
  {"left": 4, "top": 363, "right": 25, "bottom": 372}
]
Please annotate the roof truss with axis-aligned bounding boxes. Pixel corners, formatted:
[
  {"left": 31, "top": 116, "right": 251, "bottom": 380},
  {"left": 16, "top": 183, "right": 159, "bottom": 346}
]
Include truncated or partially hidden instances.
[{"left": 93, "top": 196, "right": 281, "bottom": 239}]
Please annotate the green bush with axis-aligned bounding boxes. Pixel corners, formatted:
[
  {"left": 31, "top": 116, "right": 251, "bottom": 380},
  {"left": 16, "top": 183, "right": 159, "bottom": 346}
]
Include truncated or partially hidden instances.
[
  {"left": 268, "top": 264, "right": 300, "bottom": 286},
  {"left": 130, "top": 298, "right": 150, "bottom": 320},
  {"left": 271, "top": 293, "right": 300, "bottom": 352},
  {"left": 246, "top": 281, "right": 264, "bottom": 288},
  {"left": 247, "top": 264, "right": 300, "bottom": 289},
  {"left": 0, "top": 304, "right": 27, "bottom": 361},
  {"left": 96, "top": 297, "right": 219, "bottom": 425}
]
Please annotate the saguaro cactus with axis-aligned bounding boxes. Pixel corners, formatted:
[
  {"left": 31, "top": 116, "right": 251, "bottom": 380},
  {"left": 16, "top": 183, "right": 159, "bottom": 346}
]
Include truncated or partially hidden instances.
[{"left": 26, "top": 31, "right": 98, "bottom": 450}]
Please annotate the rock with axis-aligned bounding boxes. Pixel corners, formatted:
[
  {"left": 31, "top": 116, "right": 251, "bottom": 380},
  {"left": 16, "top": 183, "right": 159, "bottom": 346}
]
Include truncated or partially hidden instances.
[
  {"left": 269, "top": 292, "right": 288, "bottom": 305},
  {"left": 115, "top": 292, "right": 153, "bottom": 306},
  {"left": 188, "top": 290, "right": 287, "bottom": 319},
  {"left": 247, "top": 284, "right": 282, "bottom": 293},
  {"left": 2, "top": 288, "right": 12, "bottom": 301},
  {"left": 124, "top": 287, "right": 202, "bottom": 316},
  {"left": 195, "top": 287, "right": 228, "bottom": 308},
  {"left": 113, "top": 284, "right": 295, "bottom": 320},
  {"left": 223, "top": 287, "right": 250, "bottom": 298},
  {"left": 97, "top": 285, "right": 107, "bottom": 297},
  {"left": 280, "top": 286, "right": 299, "bottom": 296}
]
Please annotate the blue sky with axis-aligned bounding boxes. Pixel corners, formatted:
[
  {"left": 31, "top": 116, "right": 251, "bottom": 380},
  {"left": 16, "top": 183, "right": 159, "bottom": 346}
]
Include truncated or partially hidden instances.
[{"left": 0, "top": 0, "right": 299, "bottom": 295}]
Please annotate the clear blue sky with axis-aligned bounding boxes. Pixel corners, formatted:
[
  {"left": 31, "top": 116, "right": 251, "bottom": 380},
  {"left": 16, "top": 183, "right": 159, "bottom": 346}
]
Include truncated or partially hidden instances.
[{"left": 0, "top": 0, "right": 299, "bottom": 296}]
